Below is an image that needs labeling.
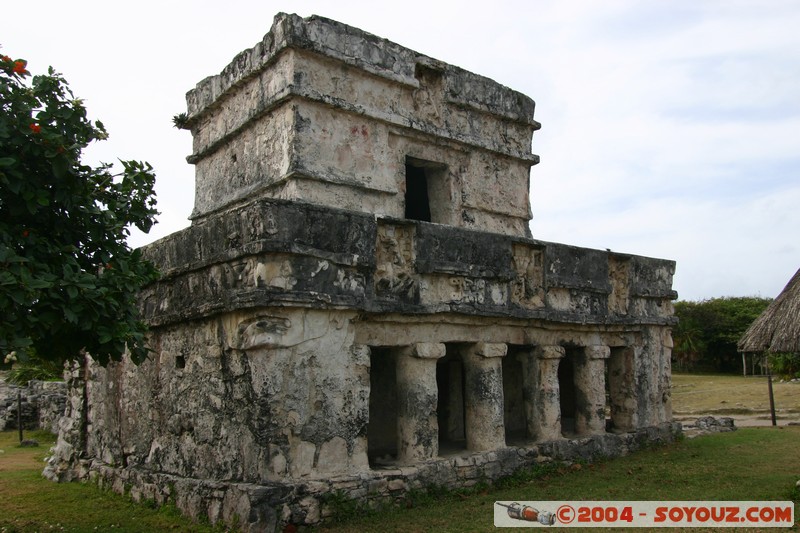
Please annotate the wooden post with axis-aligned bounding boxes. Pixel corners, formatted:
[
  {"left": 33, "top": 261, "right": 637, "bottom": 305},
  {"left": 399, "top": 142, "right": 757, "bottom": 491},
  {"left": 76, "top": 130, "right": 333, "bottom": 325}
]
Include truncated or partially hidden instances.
[
  {"left": 741, "top": 352, "right": 747, "bottom": 377},
  {"left": 17, "top": 388, "right": 23, "bottom": 444},
  {"left": 765, "top": 355, "right": 777, "bottom": 426}
]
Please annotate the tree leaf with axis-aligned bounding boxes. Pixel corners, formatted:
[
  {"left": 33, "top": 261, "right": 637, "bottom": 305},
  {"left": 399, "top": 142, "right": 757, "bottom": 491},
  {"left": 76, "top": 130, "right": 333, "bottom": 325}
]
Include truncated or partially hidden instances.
[{"left": 63, "top": 307, "right": 78, "bottom": 324}]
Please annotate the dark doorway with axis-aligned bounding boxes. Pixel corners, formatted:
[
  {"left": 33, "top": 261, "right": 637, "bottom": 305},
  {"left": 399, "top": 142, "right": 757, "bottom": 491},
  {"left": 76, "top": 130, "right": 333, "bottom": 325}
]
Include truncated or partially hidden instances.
[
  {"left": 558, "top": 351, "right": 577, "bottom": 436},
  {"left": 367, "top": 347, "right": 397, "bottom": 467},
  {"left": 503, "top": 345, "right": 529, "bottom": 444},
  {"left": 436, "top": 344, "right": 466, "bottom": 454}
]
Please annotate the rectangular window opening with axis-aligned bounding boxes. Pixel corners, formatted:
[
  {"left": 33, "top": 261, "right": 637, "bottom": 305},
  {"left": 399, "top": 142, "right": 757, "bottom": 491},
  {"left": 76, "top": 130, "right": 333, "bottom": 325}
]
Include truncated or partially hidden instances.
[{"left": 404, "top": 157, "right": 447, "bottom": 223}]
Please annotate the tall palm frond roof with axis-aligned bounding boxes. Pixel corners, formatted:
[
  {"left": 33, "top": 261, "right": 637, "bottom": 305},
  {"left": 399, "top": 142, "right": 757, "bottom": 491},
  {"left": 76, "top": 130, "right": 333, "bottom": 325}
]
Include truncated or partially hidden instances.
[{"left": 738, "top": 268, "right": 800, "bottom": 353}]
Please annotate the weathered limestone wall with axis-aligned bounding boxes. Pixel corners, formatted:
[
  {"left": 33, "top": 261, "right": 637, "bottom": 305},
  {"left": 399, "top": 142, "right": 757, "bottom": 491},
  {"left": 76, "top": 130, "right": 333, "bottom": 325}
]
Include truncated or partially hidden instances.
[
  {"left": 186, "top": 14, "right": 538, "bottom": 237},
  {"left": 119, "top": 198, "right": 676, "bottom": 334},
  {"left": 47, "top": 309, "right": 369, "bottom": 484}
]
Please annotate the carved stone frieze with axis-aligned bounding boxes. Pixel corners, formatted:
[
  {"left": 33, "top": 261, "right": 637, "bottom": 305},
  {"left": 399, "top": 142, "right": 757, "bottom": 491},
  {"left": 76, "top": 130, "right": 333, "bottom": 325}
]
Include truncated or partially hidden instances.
[
  {"left": 375, "top": 223, "right": 418, "bottom": 302},
  {"left": 234, "top": 315, "right": 295, "bottom": 350},
  {"left": 511, "top": 243, "right": 545, "bottom": 308}
]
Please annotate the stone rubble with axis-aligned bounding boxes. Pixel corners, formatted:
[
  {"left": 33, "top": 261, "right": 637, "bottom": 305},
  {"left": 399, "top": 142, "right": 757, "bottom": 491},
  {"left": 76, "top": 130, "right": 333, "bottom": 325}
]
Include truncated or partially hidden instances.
[
  {"left": 682, "top": 416, "right": 737, "bottom": 439},
  {"left": 0, "top": 376, "right": 66, "bottom": 434}
]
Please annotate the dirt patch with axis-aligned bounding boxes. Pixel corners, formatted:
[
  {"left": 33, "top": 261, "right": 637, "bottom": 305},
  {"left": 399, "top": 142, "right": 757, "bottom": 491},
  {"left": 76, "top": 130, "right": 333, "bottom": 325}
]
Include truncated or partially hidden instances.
[{"left": 672, "top": 373, "right": 800, "bottom": 427}]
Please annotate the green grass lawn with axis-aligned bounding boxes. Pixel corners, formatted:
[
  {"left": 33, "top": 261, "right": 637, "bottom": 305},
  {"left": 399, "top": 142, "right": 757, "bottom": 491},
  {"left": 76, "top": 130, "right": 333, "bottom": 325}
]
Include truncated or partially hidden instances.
[
  {"left": 2, "top": 428, "right": 798, "bottom": 532},
  {"left": 0, "top": 430, "right": 219, "bottom": 533}
]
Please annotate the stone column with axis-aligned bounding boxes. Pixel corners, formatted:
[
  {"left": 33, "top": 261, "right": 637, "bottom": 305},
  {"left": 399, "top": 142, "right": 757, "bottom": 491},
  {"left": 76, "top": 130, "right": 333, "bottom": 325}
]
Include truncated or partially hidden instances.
[
  {"left": 660, "top": 328, "right": 674, "bottom": 423},
  {"left": 608, "top": 346, "right": 636, "bottom": 432},
  {"left": 395, "top": 342, "right": 446, "bottom": 464},
  {"left": 349, "top": 344, "right": 371, "bottom": 470},
  {"left": 525, "top": 345, "right": 565, "bottom": 442},
  {"left": 461, "top": 342, "right": 507, "bottom": 452},
  {"left": 634, "top": 327, "right": 668, "bottom": 428},
  {"left": 573, "top": 345, "right": 610, "bottom": 436}
]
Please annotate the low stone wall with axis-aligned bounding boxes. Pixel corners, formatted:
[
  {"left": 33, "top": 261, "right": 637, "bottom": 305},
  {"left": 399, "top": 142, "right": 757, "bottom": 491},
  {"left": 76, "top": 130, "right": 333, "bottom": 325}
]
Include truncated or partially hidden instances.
[
  {"left": 682, "top": 416, "right": 736, "bottom": 439},
  {"left": 0, "top": 375, "right": 66, "bottom": 434},
  {"left": 64, "top": 423, "right": 680, "bottom": 532}
]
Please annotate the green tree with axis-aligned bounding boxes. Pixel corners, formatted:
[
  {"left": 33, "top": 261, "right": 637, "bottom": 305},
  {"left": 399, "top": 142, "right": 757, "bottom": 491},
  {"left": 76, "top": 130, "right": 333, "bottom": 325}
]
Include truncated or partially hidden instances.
[
  {"left": 672, "top": 297, "right": 772, "bottom": 373},
  {"left": 0, "top": 52, "right": 159, "bottom": 367},
  {"left": 4, "top": 348, "right": 62, "bottom": 385},
  {"left": 671, "top": 301, "right": 705, "bottom": 371}
]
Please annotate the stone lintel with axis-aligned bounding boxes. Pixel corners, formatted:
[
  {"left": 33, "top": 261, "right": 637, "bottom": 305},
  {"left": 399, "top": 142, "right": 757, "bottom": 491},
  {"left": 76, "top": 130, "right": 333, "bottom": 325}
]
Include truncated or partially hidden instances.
[
  {"left": 535, "top": 345, "right": 565, "bottom": 360},
  {"left": 474, "top": 342, "right": 508, "bottom": 358},
  {"left": 397, "top": 343, "right": 446, "bottom": 360},
  {"left": 586, "top": 345, "right": 611, "bottom": 360}
]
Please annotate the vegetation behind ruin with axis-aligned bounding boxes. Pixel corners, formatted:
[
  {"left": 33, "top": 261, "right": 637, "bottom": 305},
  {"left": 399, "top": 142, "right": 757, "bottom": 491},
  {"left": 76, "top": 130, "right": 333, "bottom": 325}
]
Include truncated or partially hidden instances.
[{"left": 671, "top": 297, "right": 800, "bottom": 377}]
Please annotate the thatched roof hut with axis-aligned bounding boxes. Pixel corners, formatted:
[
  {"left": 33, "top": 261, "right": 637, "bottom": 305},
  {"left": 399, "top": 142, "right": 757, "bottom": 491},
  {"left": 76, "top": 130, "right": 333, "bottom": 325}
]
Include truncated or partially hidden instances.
[{"left": 738, "top": 267, "right": 800, "bottom": 353}]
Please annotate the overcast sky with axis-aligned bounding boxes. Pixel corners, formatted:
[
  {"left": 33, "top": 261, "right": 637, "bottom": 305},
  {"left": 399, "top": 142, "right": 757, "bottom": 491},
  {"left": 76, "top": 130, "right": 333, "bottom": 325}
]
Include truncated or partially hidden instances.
[{"left": 5, "top": 0, "right": 799, "bottom": 301}]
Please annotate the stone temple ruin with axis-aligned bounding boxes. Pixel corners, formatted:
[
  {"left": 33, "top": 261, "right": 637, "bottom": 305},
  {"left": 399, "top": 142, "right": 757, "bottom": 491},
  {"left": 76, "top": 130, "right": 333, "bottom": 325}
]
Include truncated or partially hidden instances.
[{"left": 45, "top": 13, "right": 679, "bottom": 532}]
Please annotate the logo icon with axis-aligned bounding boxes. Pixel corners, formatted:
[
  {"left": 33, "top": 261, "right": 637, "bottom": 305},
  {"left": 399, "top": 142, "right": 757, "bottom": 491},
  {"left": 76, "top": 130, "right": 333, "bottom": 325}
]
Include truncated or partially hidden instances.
[{"left": 496, "top": 502, "right": 557, "bottom": 525}]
